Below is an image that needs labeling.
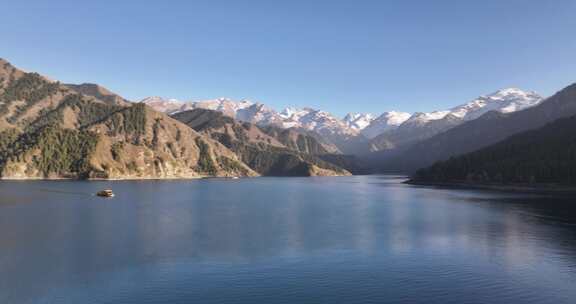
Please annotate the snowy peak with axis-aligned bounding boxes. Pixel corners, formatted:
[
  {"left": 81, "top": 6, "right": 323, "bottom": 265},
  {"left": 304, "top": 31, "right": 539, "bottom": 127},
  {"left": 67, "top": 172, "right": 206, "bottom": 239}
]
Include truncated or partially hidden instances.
[
  {"left": 343, "top": 113, "right": 375, "bottom": 131},
  {"left": 236, "top": 103, "right": 281, "bottom": 124},
  {"left": 449, "top": 87, "right": 542, "bottom": 120},
  {"left": 141, "top": 97, "right": 358, "bottom": 137},
  {"left": 193, "top": 98, "right": 254, "bottom": 118},
  {"left": 488, "top": 87, "right": 539, "bottom": 100},
  {"left": 279, "top": 107, "right": 315, "bottom": 121},
  {"left": 361, "top": 111, "right": 411, "bottom": 138},
  {"left": 399, "top": 87, "right": 542, "bottom": 126},
  {"left": 287, "top": 108, "right": 358, "bottom": 136},
  {"left": 193, "top": 97, "right": 253, "bottom": 111},
  {"left": 141, "top": 97, "right": 255, "bottom": 117},
  {"left": 368, "top": 87, "right": 544, "bottom": 152},
  {"left": 141, "top": 96, "right": 188, "bottom": 113},
  {"left": 402, "top": 110, "right": 451, "bottom": 126}
]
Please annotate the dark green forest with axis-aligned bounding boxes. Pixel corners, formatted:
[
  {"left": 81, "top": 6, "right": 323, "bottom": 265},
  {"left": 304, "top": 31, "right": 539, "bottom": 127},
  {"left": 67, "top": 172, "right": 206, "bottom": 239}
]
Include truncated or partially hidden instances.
[
  {"left": 0, "top": 85, "right": 149, "bottom": 178},
  {"left": 0, "top": 72, "right": 60, "bottom": 122},
  {"left": 0, "top": 125, "right": 98, "bottom": 177},
  {"left": 412, "top": 115, "right": 576, "bottom": 186}
]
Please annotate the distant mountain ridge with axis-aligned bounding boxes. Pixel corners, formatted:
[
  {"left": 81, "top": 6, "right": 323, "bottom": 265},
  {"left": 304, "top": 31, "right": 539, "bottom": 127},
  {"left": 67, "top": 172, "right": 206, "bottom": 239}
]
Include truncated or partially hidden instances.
[
  {"left": 381, "top": 83, "right": 576, "bottom": 173},
  {"left": 142, "top": 97, "right": 367, "bottom": 154},
  {"left": 142, "top": 88, "right": 542, "bottom": 155},
  {"left": 368, "top": 88, "right": 543, "bottom": 151}
]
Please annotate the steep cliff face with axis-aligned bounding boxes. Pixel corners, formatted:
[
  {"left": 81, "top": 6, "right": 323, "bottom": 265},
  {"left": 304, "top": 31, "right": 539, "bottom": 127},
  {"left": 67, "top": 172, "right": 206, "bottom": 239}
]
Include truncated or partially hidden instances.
[
  {"left": 172, "top": 109, "right": 351, "bottom": 176},
  {"left": 0, "top": 59, "right": 257, "bottom": 179}
]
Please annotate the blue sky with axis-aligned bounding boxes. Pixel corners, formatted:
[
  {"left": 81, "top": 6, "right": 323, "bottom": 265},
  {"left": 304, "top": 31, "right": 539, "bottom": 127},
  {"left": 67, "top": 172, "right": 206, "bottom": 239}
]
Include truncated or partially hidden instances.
[{"left": 2, "top": 0, "right": 575, "bottom": 117}]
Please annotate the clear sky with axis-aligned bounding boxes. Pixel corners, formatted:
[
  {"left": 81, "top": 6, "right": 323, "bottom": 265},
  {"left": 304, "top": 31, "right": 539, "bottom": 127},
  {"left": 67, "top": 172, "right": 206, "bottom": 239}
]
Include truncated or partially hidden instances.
[{"left": 2, "top": 0, "right": 575, "bottom": 117}]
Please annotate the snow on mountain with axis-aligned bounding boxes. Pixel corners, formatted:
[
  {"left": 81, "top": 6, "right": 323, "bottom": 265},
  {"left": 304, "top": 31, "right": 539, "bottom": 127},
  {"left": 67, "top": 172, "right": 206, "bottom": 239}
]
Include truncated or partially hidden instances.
[
  {"left": 193, "top": 98, "right": 254, "bottom": 117},
  {"left": 400, "top": 110, "right": 452, "bottom": 127},
  {"left": 237, "top": 103, "right": 286, "bottom": 126},
  {"left": 141, "top": 97, "right": 255, "bottom": 116},
  {"left": 279, "top": 107, "right": 308, "bottom": 120},
  {"left": 343, "top": 113, "right": 375, "bottom": 131},
  {"left": 361, "top": 111, "right": 411, "bottom": 139},
  {"left": 274, "top": 107, "right": 305, "bottom": 128},
  {"left": 140, "top": 97, "right": 188, "bottom": 113},
  {"left": 448, "top": 88, "right": 542, "bottom": 120},
  {"left": 296, "top": 109, "right": 359, "bottom": 136},
  {"left": 142, "top": 87, "right": 542, "bottom": 154},
  {"left": 401, "top": 88, "right": 542, "bottom": 126},
  {"left": 141, "top": 97, "right": 359, "bottom": 137},
  {"left": 368, "top": 88, "right": 543, "bottom": 151}
]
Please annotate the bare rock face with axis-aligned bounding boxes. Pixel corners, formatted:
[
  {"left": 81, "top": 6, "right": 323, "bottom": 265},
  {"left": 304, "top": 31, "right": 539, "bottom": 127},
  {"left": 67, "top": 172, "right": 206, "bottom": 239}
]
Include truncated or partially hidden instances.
[{"left": 0, "top": 59, "right": 257, "bottom": 179}]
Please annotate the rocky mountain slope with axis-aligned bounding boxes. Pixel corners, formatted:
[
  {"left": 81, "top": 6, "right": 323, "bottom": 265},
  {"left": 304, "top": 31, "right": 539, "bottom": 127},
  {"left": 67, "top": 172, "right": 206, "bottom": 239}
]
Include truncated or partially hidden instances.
[
  {"left": 171, "top": 109, "right": 352, "bottom": 176},
  {"left": 0, "top": 58, "right": 257, "bottom": 179}
]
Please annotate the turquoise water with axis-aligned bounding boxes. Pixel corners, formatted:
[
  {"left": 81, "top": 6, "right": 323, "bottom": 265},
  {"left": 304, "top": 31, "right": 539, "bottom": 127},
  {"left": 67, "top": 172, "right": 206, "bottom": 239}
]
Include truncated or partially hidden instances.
[{"left": 1, "top": 176, "right": 575, "bottom": 303}]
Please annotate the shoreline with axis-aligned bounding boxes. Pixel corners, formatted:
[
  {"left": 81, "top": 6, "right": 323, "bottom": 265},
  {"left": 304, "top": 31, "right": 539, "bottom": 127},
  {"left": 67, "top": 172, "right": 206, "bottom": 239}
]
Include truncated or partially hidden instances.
[
  {"left": 405, "top": 180, "right": 576, "bottom": 195},
  {"left": 0, "top": 176, "right": 230, "bottom": 181},
  {"left": 0, "top": 174, "right": 353, "bottom": 181}
]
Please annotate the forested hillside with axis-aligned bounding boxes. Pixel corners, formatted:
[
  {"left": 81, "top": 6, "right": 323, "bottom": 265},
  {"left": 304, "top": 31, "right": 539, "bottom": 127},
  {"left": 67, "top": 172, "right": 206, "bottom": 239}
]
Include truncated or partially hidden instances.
[
  {"left": 411, "top": 115, "right": 576, "bottom": 186},
  {"left": 0, "top": 58, "right": 256, "bottom": 179}
]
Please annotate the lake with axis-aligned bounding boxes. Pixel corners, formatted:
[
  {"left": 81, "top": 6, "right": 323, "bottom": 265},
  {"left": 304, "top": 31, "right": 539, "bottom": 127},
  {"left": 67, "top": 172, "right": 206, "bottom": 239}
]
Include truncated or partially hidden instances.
[{"left": 1, "top": 175, "right": 575, "bottom": 303}]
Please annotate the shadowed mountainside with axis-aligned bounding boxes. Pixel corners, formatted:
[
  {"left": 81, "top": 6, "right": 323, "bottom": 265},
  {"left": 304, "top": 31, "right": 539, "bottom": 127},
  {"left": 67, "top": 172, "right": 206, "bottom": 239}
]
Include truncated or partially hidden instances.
[
  {"left": 172, "top": 109, "right": 354, "bottom": 176},
  {"left": 372, "top": 83, "right": 576, "bottom": 173},
  {"left": 410, "top": 114, "right": 576, "bottom": 188}
]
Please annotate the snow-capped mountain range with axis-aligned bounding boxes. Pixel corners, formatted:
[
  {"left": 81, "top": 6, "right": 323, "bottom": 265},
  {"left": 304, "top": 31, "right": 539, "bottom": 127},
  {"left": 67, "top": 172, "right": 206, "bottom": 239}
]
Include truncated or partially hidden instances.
[
  {"left": 368, "top": 88, "right": 543, "bottom": 151},
  {"left": 423, "top": 88, "right": 542, "bottom": 122},
  {"left": 142, "top": 88, "right": 543, "bottom": 153},
  {"left": 357, "top": 112, "right": 412, "bottom": 139},
  {"left": 141, "top": 97, "right": 361, "bottom": 138}
]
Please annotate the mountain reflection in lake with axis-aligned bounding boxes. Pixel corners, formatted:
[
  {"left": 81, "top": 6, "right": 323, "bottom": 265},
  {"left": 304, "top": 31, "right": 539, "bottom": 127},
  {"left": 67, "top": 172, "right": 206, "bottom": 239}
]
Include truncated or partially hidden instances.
[{"left": 1, "top": 176, "right": 575, "bottom": 304}]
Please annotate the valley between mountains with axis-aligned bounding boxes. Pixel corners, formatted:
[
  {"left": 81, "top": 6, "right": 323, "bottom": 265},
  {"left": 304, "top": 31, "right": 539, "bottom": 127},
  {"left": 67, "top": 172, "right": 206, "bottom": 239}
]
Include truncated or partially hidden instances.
[{"left": 1, "top": 57, "right": 576, "bottom": 187}]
